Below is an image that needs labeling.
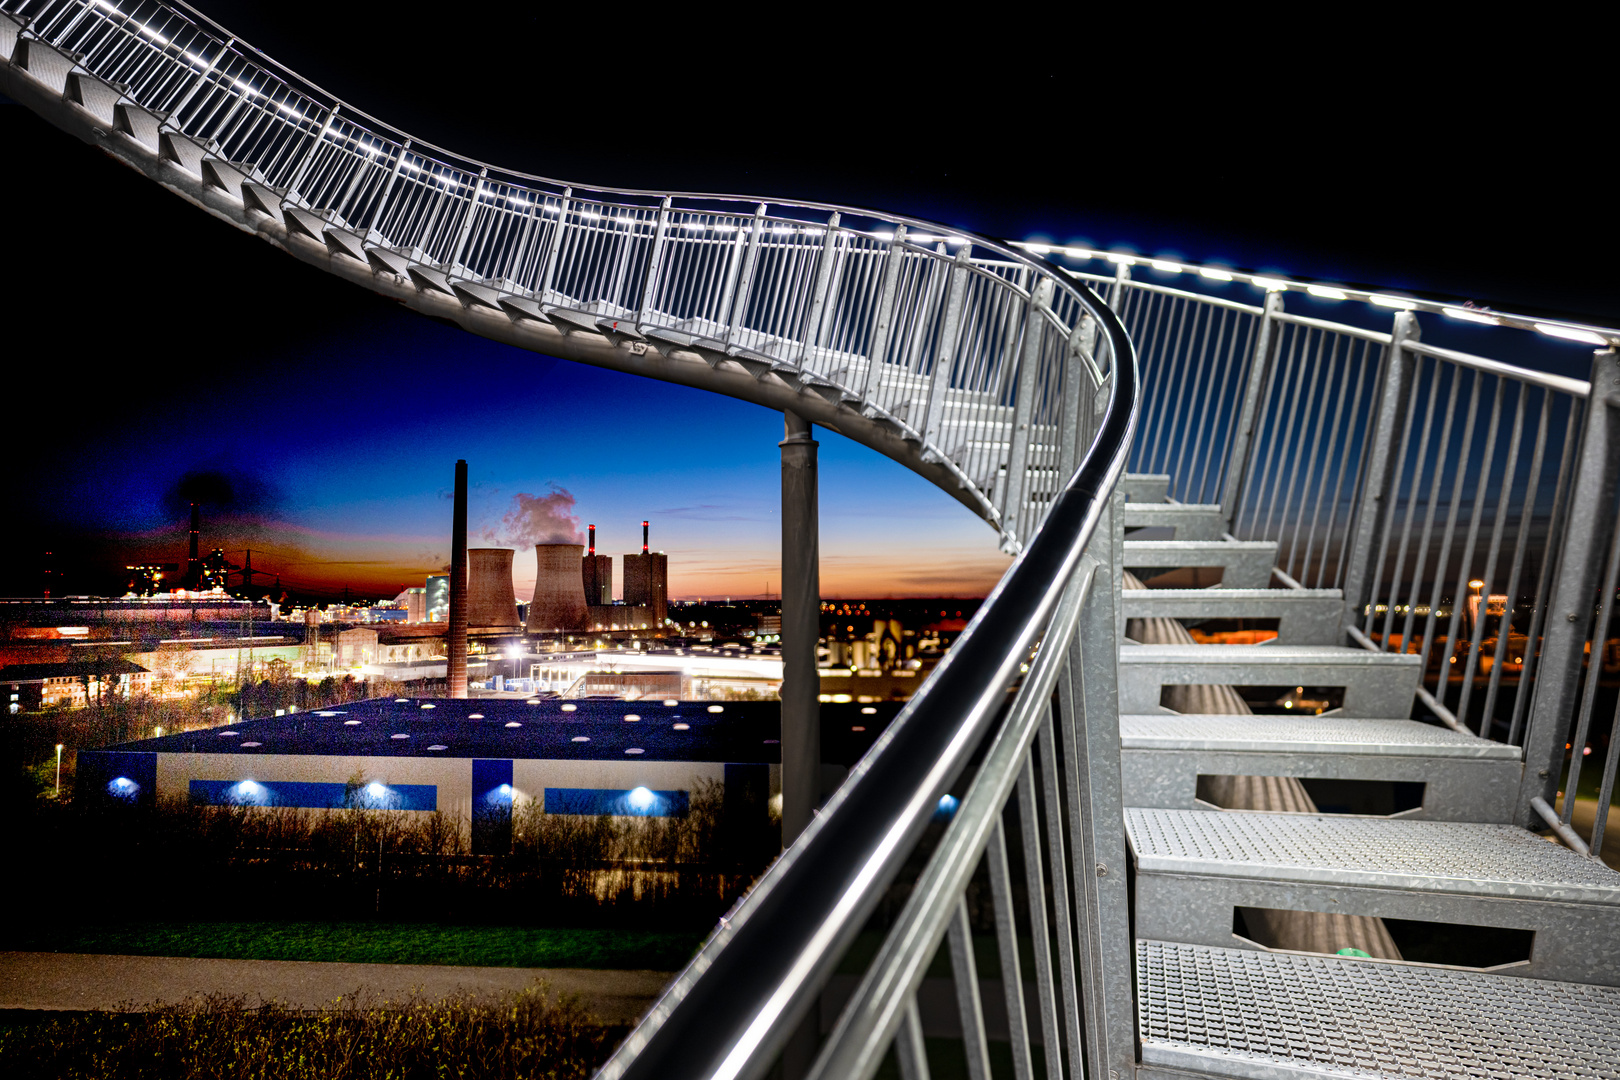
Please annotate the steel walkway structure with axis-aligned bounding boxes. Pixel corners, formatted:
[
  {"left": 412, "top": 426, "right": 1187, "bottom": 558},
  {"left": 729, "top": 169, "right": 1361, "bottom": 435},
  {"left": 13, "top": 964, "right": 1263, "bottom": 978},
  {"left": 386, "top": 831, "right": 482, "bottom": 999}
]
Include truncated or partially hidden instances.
[{"left": 5, "top": 4, "right": 1620, "bottom": 1078}]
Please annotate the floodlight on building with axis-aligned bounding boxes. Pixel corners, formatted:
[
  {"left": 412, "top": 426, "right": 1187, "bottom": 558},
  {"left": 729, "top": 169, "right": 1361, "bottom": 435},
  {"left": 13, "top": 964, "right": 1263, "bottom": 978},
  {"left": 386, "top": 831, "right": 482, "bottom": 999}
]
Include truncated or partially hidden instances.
[
  {"left": 628, "top": 786, "right": 655, "bottom": 812},
  {"left": 367, "top": 782, "right": 386, "bottom": 798}
]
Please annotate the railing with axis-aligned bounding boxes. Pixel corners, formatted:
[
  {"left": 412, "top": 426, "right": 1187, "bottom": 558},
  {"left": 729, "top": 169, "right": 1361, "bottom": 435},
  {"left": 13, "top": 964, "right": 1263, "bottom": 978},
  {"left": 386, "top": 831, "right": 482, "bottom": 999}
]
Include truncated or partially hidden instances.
[
  {"left": 1067, "top": 255, "right": 1619, "bottom": 858},
  {"left": 2, "top": 0, "right": 1104, "bottom": 555}
]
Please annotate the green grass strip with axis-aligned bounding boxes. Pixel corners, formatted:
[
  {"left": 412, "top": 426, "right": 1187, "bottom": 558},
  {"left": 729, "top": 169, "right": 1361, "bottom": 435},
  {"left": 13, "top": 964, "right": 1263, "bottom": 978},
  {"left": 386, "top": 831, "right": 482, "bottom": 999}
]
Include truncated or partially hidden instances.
[{"left": 3, "top": 921, "right": 702, "bottom": 971}]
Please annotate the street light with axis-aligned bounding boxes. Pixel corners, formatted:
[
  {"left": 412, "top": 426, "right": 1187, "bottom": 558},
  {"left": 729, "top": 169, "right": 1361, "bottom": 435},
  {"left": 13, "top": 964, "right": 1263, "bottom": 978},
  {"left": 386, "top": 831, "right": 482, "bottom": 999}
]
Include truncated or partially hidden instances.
[{"left": 55, "top": 744, "right": 63, "bottom": 798}]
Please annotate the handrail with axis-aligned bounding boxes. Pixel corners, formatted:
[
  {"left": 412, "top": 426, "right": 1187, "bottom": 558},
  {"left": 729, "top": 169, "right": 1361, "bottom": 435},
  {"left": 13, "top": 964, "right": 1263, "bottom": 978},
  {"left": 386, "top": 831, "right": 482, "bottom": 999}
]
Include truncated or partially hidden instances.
[{"left": 1021, "top": 242, "right": 1620, "bottom": 350}]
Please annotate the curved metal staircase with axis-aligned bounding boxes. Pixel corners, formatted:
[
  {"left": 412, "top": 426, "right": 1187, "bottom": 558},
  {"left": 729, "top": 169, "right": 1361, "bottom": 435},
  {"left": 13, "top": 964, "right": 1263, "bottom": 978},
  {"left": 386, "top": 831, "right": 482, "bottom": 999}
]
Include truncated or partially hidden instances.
[{"left": 4, "top": 3, "right": 1619, "bottom": 1077}]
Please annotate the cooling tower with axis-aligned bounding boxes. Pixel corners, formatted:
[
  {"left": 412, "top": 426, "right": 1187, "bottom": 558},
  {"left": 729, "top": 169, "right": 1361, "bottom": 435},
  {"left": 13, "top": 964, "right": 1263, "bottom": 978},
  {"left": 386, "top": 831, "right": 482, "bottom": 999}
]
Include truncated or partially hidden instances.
[
  {"left": 526, "top": 543, "right": 587, "bottom": 632},
  {"left": 467, "top": 548, "right": 521, "bottom": 629}
]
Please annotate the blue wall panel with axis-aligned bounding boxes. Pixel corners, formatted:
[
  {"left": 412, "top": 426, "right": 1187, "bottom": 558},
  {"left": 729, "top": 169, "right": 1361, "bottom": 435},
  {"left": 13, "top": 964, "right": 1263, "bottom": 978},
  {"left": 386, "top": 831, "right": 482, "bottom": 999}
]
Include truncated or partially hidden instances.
[
  {"left": 546, "top": 787, "right": 689, "bottom": 817},
  {"left": 189, "top": 779, "right": 437, "bottom": 810},
  {"left": 77, "top": 750, "right": 157, "bottom": 807}
]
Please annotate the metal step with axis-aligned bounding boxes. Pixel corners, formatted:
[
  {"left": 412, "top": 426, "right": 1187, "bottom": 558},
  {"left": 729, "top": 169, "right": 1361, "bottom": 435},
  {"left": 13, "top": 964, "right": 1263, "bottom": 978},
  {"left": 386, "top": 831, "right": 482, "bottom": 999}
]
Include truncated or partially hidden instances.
[
  {"left": 1118, "top": 644, "right": 1421, "bottom": 718},
  {"left": 1122, "top": 588, "right": 1344, "bottom": 645},
  {"left": 1120, "top": 715, "right": 1522, "bottom": 822},
  {"left": 1122, "top": 503, "right": 1227, "bottom": 540},
  {"left": 1128, "top": 809, "right": 1620, "bottom": 986},
  {"left": 1124, "top": 540, "right": 1277, "bottom": 588},
  {"left": 1121, "top": 473, "right": 1171, "bottom": 502},
  {"left": 1137, "top": 940, "right": 1620, "bottom": 1080}
]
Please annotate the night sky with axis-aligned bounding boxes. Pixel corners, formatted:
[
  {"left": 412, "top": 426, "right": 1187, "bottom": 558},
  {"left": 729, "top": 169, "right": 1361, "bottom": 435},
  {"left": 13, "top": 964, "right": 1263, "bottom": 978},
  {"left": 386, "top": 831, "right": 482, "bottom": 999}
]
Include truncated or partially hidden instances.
[{"left": 2, "top": 6, "right": 1610, "bottom": 601}]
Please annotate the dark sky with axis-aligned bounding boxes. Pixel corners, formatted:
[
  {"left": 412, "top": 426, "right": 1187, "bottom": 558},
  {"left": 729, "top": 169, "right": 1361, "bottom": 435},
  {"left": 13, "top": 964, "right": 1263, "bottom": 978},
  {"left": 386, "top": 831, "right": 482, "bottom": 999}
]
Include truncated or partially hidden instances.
[{"left": 2, "top": 3, "right": 1610, "bottom": 599}]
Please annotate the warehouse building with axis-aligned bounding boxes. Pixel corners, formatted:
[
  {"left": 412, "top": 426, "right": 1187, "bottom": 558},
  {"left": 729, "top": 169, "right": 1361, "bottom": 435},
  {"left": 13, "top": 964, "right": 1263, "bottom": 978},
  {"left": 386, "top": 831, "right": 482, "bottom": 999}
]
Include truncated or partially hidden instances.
[{"left": 76, "top": 698, "right": 897, "bottom": 850}]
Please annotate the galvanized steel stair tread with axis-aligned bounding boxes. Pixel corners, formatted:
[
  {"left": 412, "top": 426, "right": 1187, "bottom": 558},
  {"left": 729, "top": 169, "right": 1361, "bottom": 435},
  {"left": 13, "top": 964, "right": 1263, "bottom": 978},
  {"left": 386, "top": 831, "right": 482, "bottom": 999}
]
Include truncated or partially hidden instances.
[
  {"left": 1119, "top": 715, "right": 1522, "bottom": 758},
  {"left": 1119, "top": 644, "right": 1421, "bottom": 665},
  {"left": 1126, "top": 808, "right": 1620, "bottom": 903},
  {"left": 1137, "top": 940, "right": 1620, "bottom": 1080}
]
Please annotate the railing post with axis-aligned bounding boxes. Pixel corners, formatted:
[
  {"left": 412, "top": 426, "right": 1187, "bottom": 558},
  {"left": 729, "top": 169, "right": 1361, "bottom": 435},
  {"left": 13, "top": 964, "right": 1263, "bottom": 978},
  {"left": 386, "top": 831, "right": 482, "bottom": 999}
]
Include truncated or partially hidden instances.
[
  {"left": 1218, "top": 289, "right": 1284, "bottom": 528},
  {"left": 363, "top": 138, "right": 411, "bottom": 237},
  {"left": 446, "top": 167, "right": 488, "bottom": 275},
  {"left": 1063, "top": 493, "right": 1133, "bottom": 1080},
  {"left": 637, "top": 196, "right": 673, "bottom": 325},
  {"left": 860, "top": 225, "right": 908, "bottom": 401},
  {"left": 283, "top": 103, "right": 337, "bottom": 202},
  {"left": 726, "top": 203, "right": 768, "bottom": 342},
  {"left": 537, "top": 187, "right": 572, "bottom": 302},
  {"left": 1338, "top": 310, "right": 1419, "bottom": 638},
  {"left": 1105, "top": 261, "right": 1130, "bottom": 310},
  {"left": 920, "top": 244, "right": 972, "bottom": 449},
  {"left": 1515, "top": 348, "right": 1620, "bottom": 829},
  {"left": 796, "top": 212, "right": 841, "bottom": 365},
  {"left": 1001, "top": 277, "right": 1054, "bottom": 546},
  {"left": 164, "top": 36, "right": 233, "bottom": 126}
]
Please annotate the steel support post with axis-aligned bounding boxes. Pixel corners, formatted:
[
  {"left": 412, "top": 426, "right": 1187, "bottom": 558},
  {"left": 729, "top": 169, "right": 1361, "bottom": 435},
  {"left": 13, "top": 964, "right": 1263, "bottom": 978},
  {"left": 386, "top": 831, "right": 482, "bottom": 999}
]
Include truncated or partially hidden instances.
[
  {"left": 537, "top": 187, "right": 572, "bottom": 301},
  {"left": 780, "top": 411, "right": 821, "bottom": 845},
  {"left": 1339, "top": 311, "right": 1419, "bottom": 637},
  {"left": 1218, "top": 289, "right": 1284, "bottom": 529},
  {"left": 1063, "top": 495, "right": 1133, "bottom": 1080},
  {"left": 447, "top": 459, "right": 469, "bottom": 699},
  {"left": 1516, "top": 349, "right": 1620, "bottom": 828}
]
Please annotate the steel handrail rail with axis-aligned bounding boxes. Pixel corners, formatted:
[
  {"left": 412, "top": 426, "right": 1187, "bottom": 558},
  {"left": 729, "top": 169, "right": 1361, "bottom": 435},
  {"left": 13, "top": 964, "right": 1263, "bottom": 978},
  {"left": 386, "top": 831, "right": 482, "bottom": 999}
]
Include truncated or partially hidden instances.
[{"left": 1024, "top": 243, "right": 1620, "bottom": 349}]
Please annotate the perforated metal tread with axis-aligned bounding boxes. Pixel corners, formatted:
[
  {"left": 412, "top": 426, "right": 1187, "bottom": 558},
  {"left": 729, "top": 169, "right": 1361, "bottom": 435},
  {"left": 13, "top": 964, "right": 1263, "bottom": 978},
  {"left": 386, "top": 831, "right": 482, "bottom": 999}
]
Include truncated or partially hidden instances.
[
  {"left": 1120, "top": 716, "right": 1521, "bottom": 759},
  {"left": 1138, "top": 939, "right": 1620, "bottom": 1080},
  {"left": 1119, "top": 644, "right": 1420, "bottom": 664},
  {"left": 1126, "top": 808, "right": 1620, "bottom": 903}
]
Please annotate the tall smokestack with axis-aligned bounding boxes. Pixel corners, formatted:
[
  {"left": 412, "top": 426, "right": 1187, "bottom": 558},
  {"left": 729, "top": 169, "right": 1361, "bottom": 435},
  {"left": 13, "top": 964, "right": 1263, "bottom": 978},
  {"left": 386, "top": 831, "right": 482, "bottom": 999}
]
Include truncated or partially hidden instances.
[
  {"left": 642, "top": 520, "right": 649, "bottom": 554},
  {"left": 447, "top": 460, "right": 469, "bottom": 699},
  {"left": 588, "top": 524, "right": 596, "bottom": 555},
  {"left": 186, "top": 502, "right": 201, "bottom": 585}
]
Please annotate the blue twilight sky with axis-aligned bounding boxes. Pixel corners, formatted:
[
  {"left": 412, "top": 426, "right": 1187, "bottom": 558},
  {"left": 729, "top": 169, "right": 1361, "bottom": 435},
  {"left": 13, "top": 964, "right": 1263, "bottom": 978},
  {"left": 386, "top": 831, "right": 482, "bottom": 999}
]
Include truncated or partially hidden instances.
[{"left": 2, "top": 7, "right": 1611, "bottom": 601}]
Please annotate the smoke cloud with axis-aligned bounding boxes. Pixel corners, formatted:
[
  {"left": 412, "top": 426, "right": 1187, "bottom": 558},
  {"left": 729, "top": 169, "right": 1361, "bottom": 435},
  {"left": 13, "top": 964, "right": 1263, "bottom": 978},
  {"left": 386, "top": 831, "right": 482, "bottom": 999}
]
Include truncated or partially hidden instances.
[
  {"left": 162, "top": 467, "right": 280, "bottom": 520},
  {"left": 486, "top": 486, "right": 584, "bottom": 548}
]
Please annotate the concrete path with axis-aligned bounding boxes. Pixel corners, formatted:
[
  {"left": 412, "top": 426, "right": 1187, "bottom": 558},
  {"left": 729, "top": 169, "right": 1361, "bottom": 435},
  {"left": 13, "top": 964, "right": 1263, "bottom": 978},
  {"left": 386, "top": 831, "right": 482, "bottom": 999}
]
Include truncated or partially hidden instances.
[{"left": 0, "top": 952, "right": 673, "bottom": 1023}]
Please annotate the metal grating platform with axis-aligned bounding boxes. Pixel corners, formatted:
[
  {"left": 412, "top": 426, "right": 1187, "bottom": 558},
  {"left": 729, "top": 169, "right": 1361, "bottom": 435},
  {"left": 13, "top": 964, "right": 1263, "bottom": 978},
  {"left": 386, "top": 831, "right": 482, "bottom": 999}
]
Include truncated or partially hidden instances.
[
  {"left": 1138, "top": 939, "right": 1620, "bottom": 1080},
  {"left": 1126, "top": 808, "right": 1620, "bottom": 902},
  {"left": 1120, "top": 715, "right": 1522, "bottom": 758}
]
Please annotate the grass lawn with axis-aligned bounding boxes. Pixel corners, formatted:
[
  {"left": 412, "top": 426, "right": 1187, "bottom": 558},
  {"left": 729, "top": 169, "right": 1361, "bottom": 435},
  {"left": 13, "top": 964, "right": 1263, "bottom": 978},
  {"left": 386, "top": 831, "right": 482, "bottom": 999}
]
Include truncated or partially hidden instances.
[{"left": 1, "top": 921, "right": 703, "bottom": 971}]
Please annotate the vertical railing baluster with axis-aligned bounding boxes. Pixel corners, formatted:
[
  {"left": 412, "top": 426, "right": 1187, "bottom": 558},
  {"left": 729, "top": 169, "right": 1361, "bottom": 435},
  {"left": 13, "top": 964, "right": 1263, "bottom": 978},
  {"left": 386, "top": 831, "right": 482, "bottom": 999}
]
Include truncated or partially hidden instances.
[
  {"left": 986, "top": 818, "right": 1034, "bottom": 1080},
  {"left": 946, "top": 899, "right": 992, "bottom": 1080},
  {"left": 1015, "top": 747, "right": 1067, "bottom": 1080},
  {"left": 895, "top": 998, "right": 931, "bottom": 1080}
]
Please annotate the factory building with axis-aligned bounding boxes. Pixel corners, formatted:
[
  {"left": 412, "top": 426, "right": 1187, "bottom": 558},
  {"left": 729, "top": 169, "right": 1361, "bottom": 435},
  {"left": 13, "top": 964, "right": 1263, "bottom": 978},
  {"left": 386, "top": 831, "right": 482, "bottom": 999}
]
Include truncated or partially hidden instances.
[
  {"left": 622, "top": 521, "right": 668, "bottom": 628},
  {"left": 582, "top": 525, "right": 612, "bottom": 606},
  {"left": 426, "top": 575, "right": 449, "bottom": 622},
  {"left": 76, "top": 697, "right": 787, "bottom": 850}
]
